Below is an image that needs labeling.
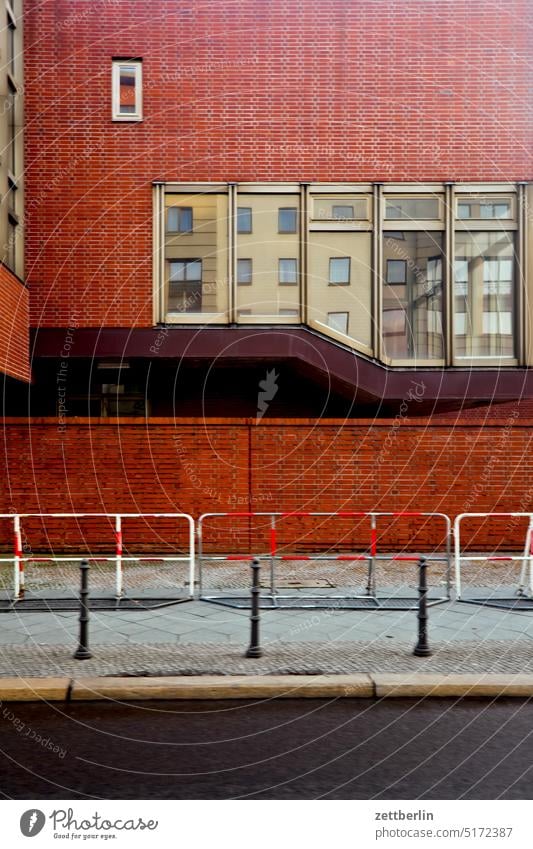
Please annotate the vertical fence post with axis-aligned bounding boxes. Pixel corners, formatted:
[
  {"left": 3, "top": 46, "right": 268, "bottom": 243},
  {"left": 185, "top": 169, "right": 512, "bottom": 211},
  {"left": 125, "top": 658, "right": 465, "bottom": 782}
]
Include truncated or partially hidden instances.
[
  {"left": 13, "top": 514, "right": 22, "bottom": 600},
  {"left": 115, "top": 514, "right": 123, "bottom": 598},
  {"left": 73, "top": 558, "right": 92, "bottom": 660},
  {"left": 413, "top": 556, "right": 431, "bottom": 657},
  {"left": 245, "top": 557, "right": 263, "bottom": 658}
]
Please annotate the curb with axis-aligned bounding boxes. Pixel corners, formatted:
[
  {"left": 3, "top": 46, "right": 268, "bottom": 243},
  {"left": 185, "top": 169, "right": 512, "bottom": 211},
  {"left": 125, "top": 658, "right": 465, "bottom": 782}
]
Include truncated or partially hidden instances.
[{"left": 2, "top": 673, "right": 533, "bottom": 701}]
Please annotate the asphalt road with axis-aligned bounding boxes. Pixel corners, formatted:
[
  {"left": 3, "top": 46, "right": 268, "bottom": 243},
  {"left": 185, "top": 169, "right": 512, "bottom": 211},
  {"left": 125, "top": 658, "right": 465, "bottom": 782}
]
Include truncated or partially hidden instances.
[{"left": 1, "top": 697, "right": 533, "bottom": 799}]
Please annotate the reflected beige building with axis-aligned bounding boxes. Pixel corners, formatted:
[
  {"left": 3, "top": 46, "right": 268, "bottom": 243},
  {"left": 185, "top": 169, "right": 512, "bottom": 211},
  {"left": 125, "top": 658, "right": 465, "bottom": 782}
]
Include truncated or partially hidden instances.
[{"left": 154, "top": 182, "right": 529, "bottom": 368}]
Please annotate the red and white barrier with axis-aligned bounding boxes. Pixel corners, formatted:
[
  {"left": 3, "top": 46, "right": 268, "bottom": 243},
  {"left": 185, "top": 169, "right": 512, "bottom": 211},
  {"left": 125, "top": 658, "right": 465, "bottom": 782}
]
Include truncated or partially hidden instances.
[
  {"left": 197, "top": 511, "right": 452, "bottom": 602},
  {"left": 454, "top": 512, "right": 533, "bottom": 600},
  {"left": 0, "top": 513, "right": 195, "bottom": 600}
]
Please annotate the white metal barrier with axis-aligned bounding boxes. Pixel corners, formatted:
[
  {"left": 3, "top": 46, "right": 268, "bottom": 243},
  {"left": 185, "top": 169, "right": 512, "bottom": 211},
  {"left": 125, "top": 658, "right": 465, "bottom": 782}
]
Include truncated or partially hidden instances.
[
  {"left": 198, "top": 510, "right": 452, "bottom": 607},
  {"left": 0, "top": 513, "right": 195, "bottom": 600},
  {"left": 454, "top": 512, "right": 533, "bottom": 601}
]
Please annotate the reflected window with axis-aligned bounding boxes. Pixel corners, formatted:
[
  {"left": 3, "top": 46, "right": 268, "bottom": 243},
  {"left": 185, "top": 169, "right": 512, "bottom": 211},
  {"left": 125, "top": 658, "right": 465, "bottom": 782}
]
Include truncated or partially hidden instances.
[
  {"left": 382, "top": 231, "right": 444, "bottom": 360},
  {"left": 329, "top": 257, "right": 351, "bottom": 285},
  {"left": 279, "top": 258, "right": 298, "bottom": 285},
  {"left": 312, "top": 197, "right": 368, "bottom": 221},
  {"left": 327, "top": 312, "right": 349, "bottom": 334},
  {"left": 332, "top": 205, "right": 354, "bottom": 220},
  {"left": 167, "top": 207, "right": 193, "bottom": 233},
  {"left": 457, "top": 199, "right": 511, "bottom": 220},
  {"left": 278, "top": 208, "right": 298, "bottom": 233},
  {"left": 237, "top": 258, "right": 253, "bottom": 285},
  {"left": 237, "top": 207, "right": 252, "bottom": 233},
  {"left": 454, "top": 231, "right": 515, "bottom": 357},
  {"left": 168, "top": 260, "right": 202, "bottom": 313},
  {"left": 386, "top": 259, "right": 406, "bottom": 284},
  {"left": 385, "top": 198, "right": 440, "bottom": 220}
]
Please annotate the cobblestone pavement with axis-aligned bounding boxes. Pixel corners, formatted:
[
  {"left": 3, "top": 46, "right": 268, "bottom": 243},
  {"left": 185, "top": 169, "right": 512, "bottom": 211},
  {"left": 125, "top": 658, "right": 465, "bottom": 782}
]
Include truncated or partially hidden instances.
[
  {"left": 1, "top": 639, "right": 533, "bottom": 678},
  {"left": 0, "top": 593, "right": 533, "bottom": 677}
]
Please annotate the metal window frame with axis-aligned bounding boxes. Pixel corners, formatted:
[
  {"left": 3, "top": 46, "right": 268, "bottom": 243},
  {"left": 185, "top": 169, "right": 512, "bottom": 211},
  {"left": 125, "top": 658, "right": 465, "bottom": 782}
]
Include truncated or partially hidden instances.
[{"left": 153, "top": 180, "right": 526, "bottom": 367}]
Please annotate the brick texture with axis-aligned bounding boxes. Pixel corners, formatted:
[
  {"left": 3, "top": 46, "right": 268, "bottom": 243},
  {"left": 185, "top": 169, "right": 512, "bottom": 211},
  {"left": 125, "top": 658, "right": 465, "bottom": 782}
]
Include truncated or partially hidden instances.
[
  {"left": 1, "top": 414, "right": 532, "bottom": 552},
  {"left": 0, "top": 264, "right": 30, "bottom": 382},
  {"left": 24, "top": 0, "right": 533, "bottom": 328}
]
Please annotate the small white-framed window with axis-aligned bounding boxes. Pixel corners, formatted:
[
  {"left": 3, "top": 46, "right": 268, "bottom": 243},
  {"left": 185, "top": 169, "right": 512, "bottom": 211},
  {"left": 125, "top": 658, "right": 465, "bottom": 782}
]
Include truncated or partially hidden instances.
[{"left": 112, "top": 60, "right": 142, "bottom": 121}]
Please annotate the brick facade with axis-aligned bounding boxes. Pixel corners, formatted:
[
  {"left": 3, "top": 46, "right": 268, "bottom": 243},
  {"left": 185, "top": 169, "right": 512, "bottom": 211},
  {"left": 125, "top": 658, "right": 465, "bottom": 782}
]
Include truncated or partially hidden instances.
[
  {"left": 24, "top": 0, "right": 533, "bottom": 328},
  {"left": 0, "top": 265, "right": 30, "bottom": 382},
  {"left": 1, "top": 411, "right": 531, "bottom": 552}
]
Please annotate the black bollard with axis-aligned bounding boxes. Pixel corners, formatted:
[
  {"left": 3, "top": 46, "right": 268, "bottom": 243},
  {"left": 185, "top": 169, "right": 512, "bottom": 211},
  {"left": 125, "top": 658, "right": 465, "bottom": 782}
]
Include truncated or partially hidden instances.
[
  {"left": 413, "top": 556, "right": 431, "bottom": 657},
  {"left": 73, "top": 558, "right": 93, "bottom": 660},
  {"left": 245, "top": 558, "right": 263, "bottom": 658}
]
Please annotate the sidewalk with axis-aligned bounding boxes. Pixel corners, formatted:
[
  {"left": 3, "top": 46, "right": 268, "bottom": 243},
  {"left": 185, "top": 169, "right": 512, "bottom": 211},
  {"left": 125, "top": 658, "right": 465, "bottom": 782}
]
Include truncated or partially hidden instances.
[{"left": 1, "top": 597, "right": 533, "bottom": 678}]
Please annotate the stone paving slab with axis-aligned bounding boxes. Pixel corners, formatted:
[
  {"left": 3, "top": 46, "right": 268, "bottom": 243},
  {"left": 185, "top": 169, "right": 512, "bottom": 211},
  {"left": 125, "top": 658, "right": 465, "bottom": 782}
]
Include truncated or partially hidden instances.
[{"left": 0, "top": 639, "right": 532, "bottom": 678}]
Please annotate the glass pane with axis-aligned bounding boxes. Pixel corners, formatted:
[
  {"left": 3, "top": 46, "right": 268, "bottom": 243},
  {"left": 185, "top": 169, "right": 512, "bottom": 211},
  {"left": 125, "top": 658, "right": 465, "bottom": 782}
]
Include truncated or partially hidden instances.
[
  {"left": 237, "top": 258, "right": 252, "bottom": 285},
  {"left": 454, "top": 231, "right": 515, "bottom": 357},
  {"left": 119, "top": 65, "right": 137, "bottom": 114},
  {"left": 164, "top": 192, "right": 229, "bottom": 317},
  {"left": 329, "top": 257, "right": 350, "bottom": 284},
  {"left": 237, "top": 207, "right": 252, "bottom": 233},
  {"left": 382, "top": 231, "right": 444, "bottom": 360},
  {"left": 307, "top": 231, "right": 371, "bottom": 350},
  {"left": 385, "top": 198, "right": 440, "bottom": 220},
  {"left": 278, "top": 208, "right": 298, "bottom": 233},
  {"left": 457, "top": 198, "right": 512, "bottom": 220},
  {"left": 279, "top": 258, "right": 298, "bottom": 284},
  {"left": 236, "top": 195, "right": 300, "bottom": 319}
]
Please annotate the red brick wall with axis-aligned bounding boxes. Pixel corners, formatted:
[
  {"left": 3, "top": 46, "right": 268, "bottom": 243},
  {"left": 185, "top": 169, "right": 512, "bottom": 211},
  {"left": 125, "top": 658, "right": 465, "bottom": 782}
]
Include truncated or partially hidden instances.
[
  {"left": 24, "top": 0, "right": 533, "bottom": 328},
  {"left": 1, "top": 413, "right": 532, "bottom": 552},
  {"left": 0, "top": 265, "right": 30, "bottom": 382}
]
